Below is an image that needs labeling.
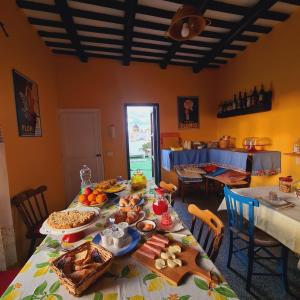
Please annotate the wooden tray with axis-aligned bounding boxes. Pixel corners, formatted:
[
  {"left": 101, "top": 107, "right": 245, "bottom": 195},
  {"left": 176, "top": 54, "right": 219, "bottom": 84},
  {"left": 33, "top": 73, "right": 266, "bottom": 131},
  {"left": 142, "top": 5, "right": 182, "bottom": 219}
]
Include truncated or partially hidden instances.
[{"left": 132, "top": 242, "right": 218, "bottom": 286}]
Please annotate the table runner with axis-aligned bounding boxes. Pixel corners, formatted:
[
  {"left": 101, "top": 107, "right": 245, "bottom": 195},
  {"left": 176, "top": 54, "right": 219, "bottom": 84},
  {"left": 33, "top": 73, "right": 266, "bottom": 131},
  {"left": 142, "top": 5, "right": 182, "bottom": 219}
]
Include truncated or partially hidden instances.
[
  {"left": 1, "top": 182, "right": 238, "bottom": 300},
  {"left": 218, "top": 186, "right": 300, "bottom": 254}
]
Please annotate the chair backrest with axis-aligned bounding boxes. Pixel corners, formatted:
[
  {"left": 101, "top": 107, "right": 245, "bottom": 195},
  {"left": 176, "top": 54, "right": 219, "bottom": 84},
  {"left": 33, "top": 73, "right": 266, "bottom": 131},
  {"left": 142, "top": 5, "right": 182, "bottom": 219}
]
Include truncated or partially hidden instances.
[
  {"left": 223, "top": 186, "right": 259, "bottom": 239},
  {"left": 160, "top": 132, "right": 182, "bottom": 149},
  {"left": 11, "top": 185, "right": 49, "bottom": 232},
  {"left": 188, "top": 204, "right": 224, "bottom": 262}
]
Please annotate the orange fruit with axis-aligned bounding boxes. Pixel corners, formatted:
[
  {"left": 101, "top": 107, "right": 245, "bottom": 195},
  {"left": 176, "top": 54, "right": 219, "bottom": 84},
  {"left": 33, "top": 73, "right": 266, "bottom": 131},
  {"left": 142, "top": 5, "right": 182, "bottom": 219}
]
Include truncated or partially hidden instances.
[
  {"left": 88, "top": 194, "right": 96, "bottom": 202},
  {"left": 78, "top": 194, "right": 87, "bottom": 202},
  {"left": 93, "top": 189, "right": 99, "bottom": 195},
  {"left": 96, "top": 194, "right": 107, "bottom": 204}
]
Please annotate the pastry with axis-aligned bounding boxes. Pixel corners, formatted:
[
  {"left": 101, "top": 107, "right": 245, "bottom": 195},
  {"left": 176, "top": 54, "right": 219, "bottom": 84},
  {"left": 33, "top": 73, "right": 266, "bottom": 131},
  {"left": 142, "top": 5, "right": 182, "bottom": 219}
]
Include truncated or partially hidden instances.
[{"left": 47, "top": 210, "right": 95, "bottom": 229}]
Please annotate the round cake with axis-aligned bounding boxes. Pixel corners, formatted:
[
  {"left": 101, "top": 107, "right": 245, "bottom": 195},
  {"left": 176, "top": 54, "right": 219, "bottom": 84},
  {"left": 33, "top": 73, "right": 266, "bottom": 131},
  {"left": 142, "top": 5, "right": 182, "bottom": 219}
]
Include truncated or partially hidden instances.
[{"left": 47, "top": 210, "right": 95, "bottom": 229}]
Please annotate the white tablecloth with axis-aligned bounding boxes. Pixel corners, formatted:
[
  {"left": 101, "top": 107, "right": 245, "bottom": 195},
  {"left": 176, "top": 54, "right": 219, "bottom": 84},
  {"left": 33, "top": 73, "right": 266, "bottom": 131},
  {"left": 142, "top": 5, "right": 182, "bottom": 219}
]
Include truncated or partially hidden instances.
[{"left": 219, "top": 186, "right": 300, "bottom": 255}]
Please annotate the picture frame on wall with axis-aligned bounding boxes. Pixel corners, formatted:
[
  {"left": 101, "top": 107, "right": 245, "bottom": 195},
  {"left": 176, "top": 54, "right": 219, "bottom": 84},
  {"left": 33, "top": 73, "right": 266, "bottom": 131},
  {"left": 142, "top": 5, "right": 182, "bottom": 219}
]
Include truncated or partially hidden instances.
[
  {"left": 12, "top": 69, "right": 42, "bottom": 137},
  {"left": 177, "top": 96, "right": 199, "bottom": 129}
]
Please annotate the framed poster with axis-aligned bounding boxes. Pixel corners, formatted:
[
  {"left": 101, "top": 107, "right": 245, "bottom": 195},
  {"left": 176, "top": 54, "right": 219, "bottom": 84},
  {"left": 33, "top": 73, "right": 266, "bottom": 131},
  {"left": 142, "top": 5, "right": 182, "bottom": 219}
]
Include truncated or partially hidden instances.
[
  {"left": 177, "top": 96, "right": 199, "bottom": 129},
  {"left": 12, "top": 70, "right": 42, "bottom": 137}
]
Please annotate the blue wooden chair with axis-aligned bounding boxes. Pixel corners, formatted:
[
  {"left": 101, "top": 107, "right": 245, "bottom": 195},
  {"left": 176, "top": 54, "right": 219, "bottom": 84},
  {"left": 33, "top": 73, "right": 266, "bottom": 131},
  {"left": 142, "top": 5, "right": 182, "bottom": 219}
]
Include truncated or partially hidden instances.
[{"left": 224, "top": 186, "right": 289, "bottom": 292}]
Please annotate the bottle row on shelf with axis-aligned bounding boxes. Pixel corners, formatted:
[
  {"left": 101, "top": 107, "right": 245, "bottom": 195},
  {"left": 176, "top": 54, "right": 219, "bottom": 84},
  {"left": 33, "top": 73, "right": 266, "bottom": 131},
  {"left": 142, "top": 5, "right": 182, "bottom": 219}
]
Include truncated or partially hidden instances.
[{"left": 217, "top": 84, "right": 273, "bottom": 118}]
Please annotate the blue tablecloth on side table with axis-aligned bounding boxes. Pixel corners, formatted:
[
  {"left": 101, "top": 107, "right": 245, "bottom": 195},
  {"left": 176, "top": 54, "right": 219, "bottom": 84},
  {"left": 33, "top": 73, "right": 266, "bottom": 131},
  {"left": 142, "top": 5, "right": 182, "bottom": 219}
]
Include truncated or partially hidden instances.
[
  {"left": 161, "top": 149, "right": 208, "bottom": 171},
  {"left": 161, "top": 148, "right": 281, "bottom": 176}
]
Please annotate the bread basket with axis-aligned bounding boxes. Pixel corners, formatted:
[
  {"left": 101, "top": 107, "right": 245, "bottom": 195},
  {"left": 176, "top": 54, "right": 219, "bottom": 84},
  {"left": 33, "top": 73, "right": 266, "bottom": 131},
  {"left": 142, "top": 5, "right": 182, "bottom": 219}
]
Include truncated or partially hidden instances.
[{"left": 51, "top": 242, "right": 113, "bottom": 296}]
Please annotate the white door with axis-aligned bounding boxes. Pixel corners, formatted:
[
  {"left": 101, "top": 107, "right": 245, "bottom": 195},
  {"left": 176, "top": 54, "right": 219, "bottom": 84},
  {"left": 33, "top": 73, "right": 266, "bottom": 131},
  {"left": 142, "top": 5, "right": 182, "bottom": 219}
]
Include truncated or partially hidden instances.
[{"left": 59, "top": 110, "right": 104, "bottom": 205}]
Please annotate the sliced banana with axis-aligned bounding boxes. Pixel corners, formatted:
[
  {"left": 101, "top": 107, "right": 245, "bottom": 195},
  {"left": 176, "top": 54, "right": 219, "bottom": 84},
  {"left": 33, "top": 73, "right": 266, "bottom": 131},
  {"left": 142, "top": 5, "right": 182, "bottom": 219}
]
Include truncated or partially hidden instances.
[
  {"left": 173, "top": 258, "right": 182, "bottom": 267},
  {"left": 155, "top": 258, "right": 166, "bottom": 270},
  {"left": 168, "top": 245, "right": 182, "bottom": 254},
  {"left": 160, "top": 252, "right": 170, "bottom": 260},
  {"left": 167, "top": 259, "right": 177, "bottom": 268}
]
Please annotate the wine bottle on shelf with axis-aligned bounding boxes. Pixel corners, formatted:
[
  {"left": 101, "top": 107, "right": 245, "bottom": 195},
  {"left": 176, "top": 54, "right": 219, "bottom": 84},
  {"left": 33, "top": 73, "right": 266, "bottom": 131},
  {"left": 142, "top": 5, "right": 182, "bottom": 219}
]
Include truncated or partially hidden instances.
[
  {"left": 247, "top": 89, "right": 252, "bottom": 108},
  {"left": 252, "top": 86, "right": 259, "bottom": 106},
  {"left": 232, "top": 94, "right": 237, "bottom": 110},
  {"left": 238, "top": 92, "right": 242, "bottom": 110},
  {"left": 258, "top": 84, "right": 265, "bottom": 104},
  {"left": 227, "top": 100, "right": 233, "bottom": 111},
  {"left": 223, "top": 101, "right": 227, "bottom": 112},
  {"left": 243, "top": 91, "right": 247, "bottom": 110}
]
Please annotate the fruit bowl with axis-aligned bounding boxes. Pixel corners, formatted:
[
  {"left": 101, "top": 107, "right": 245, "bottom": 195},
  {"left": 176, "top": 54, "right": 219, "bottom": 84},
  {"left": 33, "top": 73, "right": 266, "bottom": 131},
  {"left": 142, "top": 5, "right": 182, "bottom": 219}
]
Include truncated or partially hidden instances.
[{"left": 78, "top": 186, "right": 108, "bottom": 207}]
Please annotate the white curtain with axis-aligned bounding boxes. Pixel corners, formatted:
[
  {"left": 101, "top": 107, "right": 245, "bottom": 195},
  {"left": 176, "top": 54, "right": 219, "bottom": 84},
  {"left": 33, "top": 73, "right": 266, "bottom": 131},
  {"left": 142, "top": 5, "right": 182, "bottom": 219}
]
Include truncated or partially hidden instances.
[{"left": 0, "top": 129, "right": 17, "bottom": 270}]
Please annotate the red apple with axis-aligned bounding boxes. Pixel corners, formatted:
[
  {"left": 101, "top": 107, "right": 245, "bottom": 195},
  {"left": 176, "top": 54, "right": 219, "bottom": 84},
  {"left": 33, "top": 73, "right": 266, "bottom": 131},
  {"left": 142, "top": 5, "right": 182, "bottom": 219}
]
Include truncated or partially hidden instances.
[{"left": 83, "top": 187, "right": 93, "bottom": 196}]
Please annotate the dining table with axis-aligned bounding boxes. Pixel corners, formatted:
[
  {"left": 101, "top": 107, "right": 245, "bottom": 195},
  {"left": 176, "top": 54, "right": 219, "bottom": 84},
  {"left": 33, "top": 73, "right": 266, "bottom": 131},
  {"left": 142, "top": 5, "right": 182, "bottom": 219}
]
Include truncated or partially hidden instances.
[
  {"left": 218, "top": 186, "right": 300, "bottom": 269},
  {"left": 1, "top": 180, "right": 238, "bottom": 300}
]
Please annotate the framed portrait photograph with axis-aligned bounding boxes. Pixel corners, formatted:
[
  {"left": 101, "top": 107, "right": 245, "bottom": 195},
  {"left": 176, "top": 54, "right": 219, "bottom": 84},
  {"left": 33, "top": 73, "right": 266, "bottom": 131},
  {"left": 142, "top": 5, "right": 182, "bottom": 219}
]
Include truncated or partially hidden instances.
[
  {"left": 12, "top": 70, "right": 42, "bottom": 137},
  {"left": 177, "top": 96, "right": 199, "bottom": 129}
]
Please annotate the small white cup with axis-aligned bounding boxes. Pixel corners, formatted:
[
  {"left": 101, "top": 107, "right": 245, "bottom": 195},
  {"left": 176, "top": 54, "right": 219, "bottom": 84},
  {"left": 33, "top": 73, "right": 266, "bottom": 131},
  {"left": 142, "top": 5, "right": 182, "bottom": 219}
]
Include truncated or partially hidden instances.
[
  {"left": 112, "top": 230, "right": 125, "bottom": 248},
  {"left": 117, "top": 222, "right": 129, "bottom": 236},
  {"left": 101, "top": 228, "right": 113, "bottom": 247}
]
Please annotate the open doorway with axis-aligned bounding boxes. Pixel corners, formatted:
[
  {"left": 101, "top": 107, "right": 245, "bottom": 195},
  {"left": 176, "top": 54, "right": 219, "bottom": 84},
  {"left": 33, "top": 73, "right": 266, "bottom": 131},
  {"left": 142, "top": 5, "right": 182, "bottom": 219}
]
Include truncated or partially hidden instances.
[{"left": 125, "top": 104, "right": 161, "bottom": 184}]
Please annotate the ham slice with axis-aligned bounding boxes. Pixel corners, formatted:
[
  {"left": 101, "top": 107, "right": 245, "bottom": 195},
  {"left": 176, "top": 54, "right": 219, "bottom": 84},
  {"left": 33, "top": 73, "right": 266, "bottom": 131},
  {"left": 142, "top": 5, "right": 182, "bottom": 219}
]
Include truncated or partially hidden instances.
[
  {"left": 136, "top": 245, "right": 156, "bottom": 259},
  {"left": 144, "top": 242, "right": 162, "bottom": 255},
  {"left": 147, "top": 239, "right": 166, "bottom": 249},
  {"left": 151, "top": 234, "right": 169, "bottom": 245}
]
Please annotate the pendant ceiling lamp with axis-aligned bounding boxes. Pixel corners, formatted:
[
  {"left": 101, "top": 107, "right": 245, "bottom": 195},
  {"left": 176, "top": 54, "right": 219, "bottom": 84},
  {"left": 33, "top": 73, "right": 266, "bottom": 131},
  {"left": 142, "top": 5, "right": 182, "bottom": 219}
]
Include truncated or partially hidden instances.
[{"left": 166, "top": 5, "right": 208, "bottom": 41}]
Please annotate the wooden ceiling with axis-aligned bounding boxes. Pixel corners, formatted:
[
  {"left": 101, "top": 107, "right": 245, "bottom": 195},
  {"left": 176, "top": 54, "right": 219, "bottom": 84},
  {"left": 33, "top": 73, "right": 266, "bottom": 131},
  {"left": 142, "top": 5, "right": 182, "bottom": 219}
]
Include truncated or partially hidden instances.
[{"left": 17, "top": 0, "right": 300, "bottom": 72}]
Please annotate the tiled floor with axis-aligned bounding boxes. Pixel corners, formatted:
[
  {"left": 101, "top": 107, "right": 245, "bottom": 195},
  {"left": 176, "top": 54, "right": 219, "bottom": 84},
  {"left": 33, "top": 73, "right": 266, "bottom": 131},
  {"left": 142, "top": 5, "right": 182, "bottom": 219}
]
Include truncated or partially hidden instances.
[{"left": 173, "top": 189, "right": 300, "bottom": 300}]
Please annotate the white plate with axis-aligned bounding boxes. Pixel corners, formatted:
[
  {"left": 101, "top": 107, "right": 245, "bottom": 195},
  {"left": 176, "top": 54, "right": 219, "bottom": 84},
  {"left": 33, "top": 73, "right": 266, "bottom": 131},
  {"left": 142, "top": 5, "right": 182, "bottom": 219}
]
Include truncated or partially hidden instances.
[{"left": 40, "top": 206, "right": 100, "bottom": 236}]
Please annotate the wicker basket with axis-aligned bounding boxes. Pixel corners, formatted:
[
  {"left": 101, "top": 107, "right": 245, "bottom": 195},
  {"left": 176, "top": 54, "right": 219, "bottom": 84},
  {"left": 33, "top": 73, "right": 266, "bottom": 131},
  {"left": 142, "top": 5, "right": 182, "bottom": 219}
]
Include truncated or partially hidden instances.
[{"left": 51, "top": 242, "right": 113, "bottom": 296}]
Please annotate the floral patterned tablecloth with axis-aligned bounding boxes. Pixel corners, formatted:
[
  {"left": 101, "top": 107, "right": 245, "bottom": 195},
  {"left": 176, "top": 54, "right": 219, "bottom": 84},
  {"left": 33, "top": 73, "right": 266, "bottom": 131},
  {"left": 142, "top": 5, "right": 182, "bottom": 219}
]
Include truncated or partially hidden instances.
[{"left": 1, "top": 182, "right": 238, "bottom": 300}]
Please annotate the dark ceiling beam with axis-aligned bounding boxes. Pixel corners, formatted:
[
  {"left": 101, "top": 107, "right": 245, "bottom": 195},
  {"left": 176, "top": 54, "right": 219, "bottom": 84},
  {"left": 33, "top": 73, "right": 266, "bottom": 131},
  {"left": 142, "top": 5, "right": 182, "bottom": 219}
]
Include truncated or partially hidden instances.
[
  {"left": 123, "top": 0, "right": 138, "bottom": 66},
  {"left": 16, "top": 0, "right": 58, "bottom": 13},
  {"left": 70, "top": 8, "right": 123, "bottom": 24},
  {"left": 54, "top": 0, "right": 88, "bottom": 62},
  {"left": 209, "top": 18, "right": 272, "bottom": 33},
  {"left": 40, "top": 31, "right": 124, "bottom": 46},
  {"left": 30, "top": 18, "right": 124, "bottom": 35},
  {"left": 280, "top": 0, "right": 300, "bottom": 4},
  {"left": 172, "top": 0, "right": 289, "bottom": 20},
  {"left": 132, "top": 41, "right": 169, "bottom": 51},
  {"left": 193, "top": 0, "right": 279, "bottom": 73},
  {"left": 28, "top": 17, "right": 64, "bottom": 28},
  {"left": 70, "top": 0, "right": 125, "bottom": 10},
  {"left": 160, "top": 0, "right": 212, "bottom": 69},
  {"left": 50, "top": 48, "right": 220, "bottom": 69}
]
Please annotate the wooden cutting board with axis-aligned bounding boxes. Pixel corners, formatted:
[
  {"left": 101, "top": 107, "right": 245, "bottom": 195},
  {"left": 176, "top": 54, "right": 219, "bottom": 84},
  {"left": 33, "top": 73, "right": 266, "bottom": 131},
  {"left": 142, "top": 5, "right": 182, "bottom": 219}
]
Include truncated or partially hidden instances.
[{"left": 132, "top": 242, "right": 217, "bottom": 286}]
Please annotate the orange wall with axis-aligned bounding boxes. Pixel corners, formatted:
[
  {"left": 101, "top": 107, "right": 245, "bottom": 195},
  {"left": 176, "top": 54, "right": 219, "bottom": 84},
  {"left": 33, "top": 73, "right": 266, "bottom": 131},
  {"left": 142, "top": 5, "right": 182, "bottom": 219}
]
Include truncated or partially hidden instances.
[
  {"left": 213, "top": 8, "right": 300, "bottom": 186},
  {"left": 55, "top": 58, "right": 218, "bottom": 184},
  {"left": 0, "top": 1, "right": 65, "bottom": 262}
]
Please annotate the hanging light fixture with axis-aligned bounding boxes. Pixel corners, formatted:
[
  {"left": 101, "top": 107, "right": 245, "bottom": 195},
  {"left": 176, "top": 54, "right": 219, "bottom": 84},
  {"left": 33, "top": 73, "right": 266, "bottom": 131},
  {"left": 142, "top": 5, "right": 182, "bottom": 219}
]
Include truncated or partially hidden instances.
[{"left": 166, "top": 5, "right": 208, "bottom": 41}]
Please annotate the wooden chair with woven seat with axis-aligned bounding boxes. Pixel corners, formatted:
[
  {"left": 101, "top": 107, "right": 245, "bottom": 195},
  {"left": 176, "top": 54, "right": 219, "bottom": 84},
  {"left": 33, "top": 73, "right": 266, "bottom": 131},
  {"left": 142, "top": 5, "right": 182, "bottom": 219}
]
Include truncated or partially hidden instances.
[
  {"left": 11, "top": 185, "right": 49, "bottom": 258},
  {"left": 224, "top": 186, "right": 289, "bottom": 292},
  {"left": 188, "top": 204, "right": 224, "bottom": 262}
]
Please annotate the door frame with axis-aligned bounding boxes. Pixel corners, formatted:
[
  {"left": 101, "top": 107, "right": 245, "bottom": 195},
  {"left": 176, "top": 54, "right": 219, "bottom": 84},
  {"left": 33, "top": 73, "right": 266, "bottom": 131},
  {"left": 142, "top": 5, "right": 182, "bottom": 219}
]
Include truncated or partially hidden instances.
[
  {"left": 58, "top": 109, "right": 105, "bottom": 199},
  {"left": 124, "top": 103, "right": 161, "bottom": 183}
]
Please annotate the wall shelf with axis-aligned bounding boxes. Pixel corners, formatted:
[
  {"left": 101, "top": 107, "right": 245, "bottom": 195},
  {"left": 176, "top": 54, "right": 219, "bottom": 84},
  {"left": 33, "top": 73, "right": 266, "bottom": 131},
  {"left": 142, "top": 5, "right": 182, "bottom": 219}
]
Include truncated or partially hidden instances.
[
  {"left": 284, "top": 152, "right": 300, "bottom": 157},
  {"left": 217, "top": 103, "right": 272, "bottom": 118}
]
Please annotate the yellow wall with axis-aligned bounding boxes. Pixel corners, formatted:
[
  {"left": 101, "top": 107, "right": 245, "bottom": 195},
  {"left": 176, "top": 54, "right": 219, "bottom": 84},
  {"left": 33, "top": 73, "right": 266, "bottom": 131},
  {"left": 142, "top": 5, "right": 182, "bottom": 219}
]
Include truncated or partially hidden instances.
[
  {"left": 214, "top": 8, "right": 300, "bottom": 186},
  {"left": 55, "top": 58, "right": 218, "bottom": 183},
  {"left": 0, "top": 1, "right": 65, "bottom": 262}
]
